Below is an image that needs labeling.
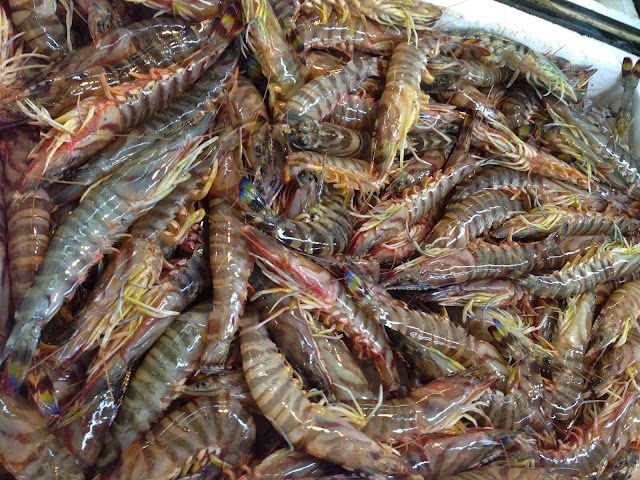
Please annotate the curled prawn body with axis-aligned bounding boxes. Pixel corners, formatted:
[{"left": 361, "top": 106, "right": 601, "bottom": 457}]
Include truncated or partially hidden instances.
[
  {"left": 239, "top": 308, "right": 419, "bottom": 478},
  {"left": 383, "top": 150, "right": 448, "bottom": 197},
  {"left": 251, "top": 272, "right": 335, "bottom": 397},
  {"left": 350, "top": 158, "right": 483, "bottom": 256},
  {"left": 287, "top": 119, "right": 373, "bottom": 159},
  {"left": 357, "top": 293, "right": 510, "bottom": 384},
  {"left": 499, "top": 85, "right": 541, "bottom": 130},
  {"left": 545, "top": 292, "right": 595, "bottom": 422},
  {"left": 368, "top": 213, "right": 437, "bottom": 264},
  {"left": 475, "top": 388, "right": 541, "bottom": 431},
  {"left": 284, "top": 56, "right": 379, "bottom": 122},
  {"left": 325, "top": 94, "right": 379, "bottom": 131},
  {"left": 535, "top": 390, "right": 640, "bottom": 477},
  {"left": 103, "top": 303, "right": 213, "bottom": 463},
  {"left": 424, "top": 188, "right": 528, "bottom": 249},
  {"left": 591, "top": 323, "right": 640, "bottom": 396},
  {"left": 588, "top": 280, "right": 640, "bottom": 362},
  {"left": 98, "top": 396, "right": 256, "bottom": 480},
  {"left": 302, "top": 50, "right": 346, "bottom": 80},
  {"left": 452, "top": 59, "right": 513, "bottom": 88},
  {"left": 316, "top": 334, "right": 374, "bottom": 401}
]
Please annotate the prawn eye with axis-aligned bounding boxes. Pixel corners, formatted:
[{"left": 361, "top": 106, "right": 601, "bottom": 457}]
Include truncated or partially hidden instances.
[
  {"left": 345, "top": 270, "right": 370, "bottom": 299},
  {"left": 239, "top": 177, "right": 266, "bottom": 212}
]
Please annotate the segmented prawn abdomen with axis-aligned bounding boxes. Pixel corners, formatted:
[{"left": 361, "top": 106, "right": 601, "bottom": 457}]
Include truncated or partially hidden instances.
[
  {"left": 239, "top": 310, "right": 419, "bottom": 478},
  {"left": 2, "top": 118, "right": 213, "bottom": 392},
  {"left": 109, "top": 303, "right": 211, "bottom": 454},
  {"left": 284, "top": 56, "right": 378, "bottom": 121},
  {"left": 201, "top": 199, "right": 253, "bottom": 368},
  {"left": 98, "top": 396, "right": 256, "bottom": 480},
  {"left": 8, "top": 0, "right": 68, "bottom": 58},
  {"left": 7, "top": 189, "right": 51, "bottom": 307},
  {"left": 373, "top": 38, "right": 438, "bottom": 181},
  {"left": 425, "top": 188, "right": 527, "bottom": 249},
  {"left": 0, "top": 392, "right": 84, "bottom": 479}
]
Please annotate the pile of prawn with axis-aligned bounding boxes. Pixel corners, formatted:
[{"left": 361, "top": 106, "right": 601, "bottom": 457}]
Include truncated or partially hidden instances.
[{"left": 1, "top": 0, "right": 640, "bottom": 478}]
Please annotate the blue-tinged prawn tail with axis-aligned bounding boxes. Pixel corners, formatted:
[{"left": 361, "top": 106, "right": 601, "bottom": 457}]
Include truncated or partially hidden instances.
[{"left": 1, "top": 321, "right": 41, "bottom": 393}]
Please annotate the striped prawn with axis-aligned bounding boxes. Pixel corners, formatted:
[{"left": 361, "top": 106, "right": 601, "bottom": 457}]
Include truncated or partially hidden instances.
[
  {"left": 239, "top": 307, "right": 420, "bottom": 478},
  {"left": 51, "top": 44, "right": 239, "bottom": 208},
  {"left": 0, "top": 392, "right": 83, "bottom": 479},
  {"left": 240, "top": 177, "right": 353, "bottom": 256},
  {"left": 372, "top": 36, "right": 441, "bottom": 182},
  {"left": 51, "top": 139, "right": 218, "bottom": 369},
  {"left": 242, "top": 225, "right": 402, "bottom": 391},
  {"left": 350, "top": 157, "right": 485, "bottom": 256},
  {"left": 383, "top": 227, "right": 602, "bottom": 289},
  {"left": 101, "top": 303, "right": 213, "bottom": 465},
  {"left": 97, "top": 396, "right": 255, "bottom": 480},
  {"left": 16, "top": 13, "right": 240, "bottom": 192},
  {"left": 7, "top": 0, "right": 69, "bottom": 59},
  {"left": 510, "top": 241, "right": 640, "bottom": 299},
  {"left": 55, "top": 241, "right": 211, "bottom": 470},
  {"left": 1, "top": 116, "right": 217, "bottom": 393}
]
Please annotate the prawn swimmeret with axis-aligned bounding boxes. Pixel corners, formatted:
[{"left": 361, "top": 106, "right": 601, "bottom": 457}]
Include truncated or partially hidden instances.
[{"left": 0, "top": 1, "right": 639, "bottom": 477}]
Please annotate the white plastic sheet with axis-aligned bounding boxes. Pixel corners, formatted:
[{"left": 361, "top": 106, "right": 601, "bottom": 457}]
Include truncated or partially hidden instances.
[{"left": 428, "top": 0, "right": 640, "bottom": 151}]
